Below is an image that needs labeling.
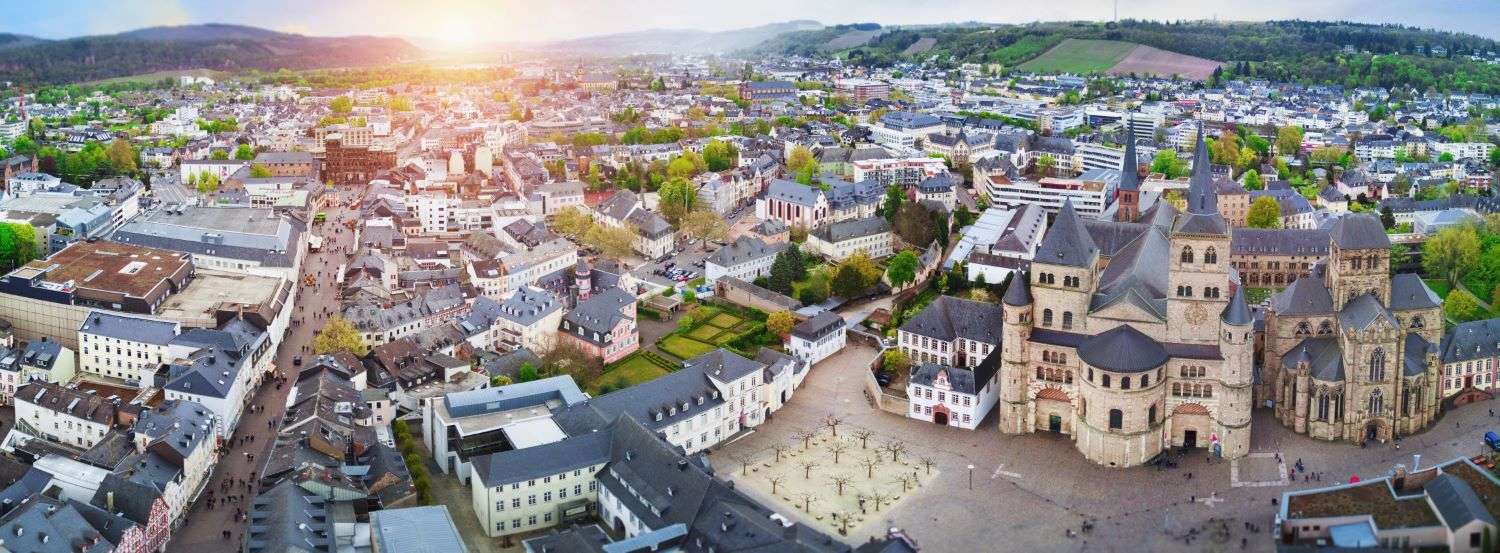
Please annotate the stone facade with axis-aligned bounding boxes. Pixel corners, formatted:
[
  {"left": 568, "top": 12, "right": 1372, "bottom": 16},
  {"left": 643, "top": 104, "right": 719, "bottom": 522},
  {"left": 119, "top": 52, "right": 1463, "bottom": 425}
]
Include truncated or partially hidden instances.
[
  {"left": 997, "top": 130, "right": 1254, "bottom": 467},
  {"left": 1263, "top": 214, "right": 1444, "bottom": 442}
]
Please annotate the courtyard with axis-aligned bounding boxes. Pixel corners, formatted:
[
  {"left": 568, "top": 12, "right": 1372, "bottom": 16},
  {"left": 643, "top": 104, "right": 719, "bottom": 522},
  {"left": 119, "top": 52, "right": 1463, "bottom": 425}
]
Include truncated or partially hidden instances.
[{"left": 708, "top": 344, "right": 1500, "bottom": 552}]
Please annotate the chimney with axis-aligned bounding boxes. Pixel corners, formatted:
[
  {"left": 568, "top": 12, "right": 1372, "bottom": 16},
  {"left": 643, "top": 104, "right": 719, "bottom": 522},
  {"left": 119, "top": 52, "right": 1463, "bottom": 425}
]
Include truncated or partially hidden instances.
[{"left": 106, "top": 492, "right": 113, "bottom": 511}]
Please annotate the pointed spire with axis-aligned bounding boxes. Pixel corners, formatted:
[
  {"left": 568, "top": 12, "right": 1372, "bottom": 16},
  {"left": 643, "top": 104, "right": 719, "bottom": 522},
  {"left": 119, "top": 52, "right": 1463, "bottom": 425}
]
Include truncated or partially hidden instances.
[
  {"left": 1222, "top": 285, "right": 1253, "bottom": 326},
  {"left": 1035, "top": 200, "right": 1098, "bottom": 267},
  {"left": 1003, "top": 272, "right": 1032, "bottom": 306},
  {"left": 1119, "top": 127, "right": 1140, "bottom": 192},
  {"left": 1186, "top": 123, "right": 1218, "bottom": 215}
]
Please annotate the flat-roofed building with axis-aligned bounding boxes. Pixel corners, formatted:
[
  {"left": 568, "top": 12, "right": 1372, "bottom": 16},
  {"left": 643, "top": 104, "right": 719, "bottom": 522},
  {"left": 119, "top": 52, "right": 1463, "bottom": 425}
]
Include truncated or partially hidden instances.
[{"left": 111, "top": 205, "right": 305, "bottom": 280}]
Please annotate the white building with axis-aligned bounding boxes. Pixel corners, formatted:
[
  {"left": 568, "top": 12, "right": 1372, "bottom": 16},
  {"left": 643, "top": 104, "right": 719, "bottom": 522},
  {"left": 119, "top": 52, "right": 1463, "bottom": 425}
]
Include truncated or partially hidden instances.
[
  {"left": 4, "top": 381, "right": 120, "bottom": 452},
  {"left": 788, "top": 311, "right": 845, "bottom": 367},
  {"left": 906, "top": 354, "right": 1001, "bottom": 430},
  {"left": 804, "top": 216, "right": 894, "bottom": 262},
  {"left": 704, "top": 236, "right": 787, "bottom": 285},
  {"left": 77, "top": 311, "right": 182, "bottom": 386}
]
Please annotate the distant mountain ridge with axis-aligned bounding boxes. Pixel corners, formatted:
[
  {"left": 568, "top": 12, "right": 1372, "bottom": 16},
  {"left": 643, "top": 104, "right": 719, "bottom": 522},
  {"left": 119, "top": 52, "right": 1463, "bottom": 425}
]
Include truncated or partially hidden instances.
[
  {"left": 544, "top": 20, "right": 823, "bottom": 55},
  {"left": 0, "top": 24, "right": 422, "bottom": 85}
]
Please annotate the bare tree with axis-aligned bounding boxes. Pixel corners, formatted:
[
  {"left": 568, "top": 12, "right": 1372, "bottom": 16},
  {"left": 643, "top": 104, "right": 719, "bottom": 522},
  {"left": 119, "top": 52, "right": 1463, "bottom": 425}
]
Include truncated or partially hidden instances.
[
  {"left": 869, "top": 491, "right": 891, "bottom": 511},
  {"left": 800, "top": 459, "right": 820, "bottom": 479},
  {"left": 828, "top": 475, "right": 852, "bottom": 496},
  {"left": 828, "top": 440, "right": 850, "bottom": 464},
  {"left": 833, "top": 510, "right": 856, "bottom": 535},
  {"left": 853, "top": 428, "right": 875, "bottom": 449},
  {"left": 823, "top": 414, "right": 845, "bottom": 436},
  {"left": 794, "top": 428, "right": 817, "bottom": 451},
  {"left": 770, "top": 440, "right": 792, "bottom": 462},
  {"left": 892, "top": 473, "right": 915, "bottom": 493},
  {"left": 919, "top": 455, "right": 937, "bottom": 475},
  {"left": 731, "top": 452, "right": 755, "bottom": 476},
  {"left": 859, "top": 455, "right": 883, "bottom": 479},
  {"left": 881, "top": 439, "right": 909, "bottom": 463},
  {"left": 767, "top": 475, "right": 785, "bottom": 495},
  {"left": 797, "top": 491, "right": 820, "bottom": 513}
]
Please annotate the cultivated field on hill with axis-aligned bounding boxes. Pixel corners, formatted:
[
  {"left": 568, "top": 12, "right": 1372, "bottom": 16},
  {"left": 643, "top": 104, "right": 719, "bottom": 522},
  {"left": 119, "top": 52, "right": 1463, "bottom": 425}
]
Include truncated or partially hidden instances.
[
  {"left": 823, "top": 28, "right": 887, "bottom": 51},
  {"left": 1016, "top": 38, "right": 1223, "bottom": 80}
]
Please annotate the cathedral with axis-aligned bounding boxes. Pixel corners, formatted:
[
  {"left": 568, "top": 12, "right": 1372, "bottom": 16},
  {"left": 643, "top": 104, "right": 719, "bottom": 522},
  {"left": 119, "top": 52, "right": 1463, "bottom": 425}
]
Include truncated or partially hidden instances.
[
  {"left": 998, "top": 131, "right": 1254, "bottom": 467},
  {"left": 1264, "top": 215, "right": 1444, "bottom": 442}
]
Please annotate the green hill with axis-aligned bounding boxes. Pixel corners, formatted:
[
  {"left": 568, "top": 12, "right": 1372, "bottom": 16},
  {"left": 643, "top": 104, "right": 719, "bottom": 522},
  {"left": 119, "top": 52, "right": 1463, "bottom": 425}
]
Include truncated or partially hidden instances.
[{"left": 1016, "top": 39, "right": 1135, "bottom": 73}]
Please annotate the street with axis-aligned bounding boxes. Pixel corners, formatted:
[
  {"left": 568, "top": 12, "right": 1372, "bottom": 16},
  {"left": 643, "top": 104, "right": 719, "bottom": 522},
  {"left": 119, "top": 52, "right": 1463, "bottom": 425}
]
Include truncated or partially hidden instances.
[{"left": 171, "top": 194, "right": 361, "bottom": 550}]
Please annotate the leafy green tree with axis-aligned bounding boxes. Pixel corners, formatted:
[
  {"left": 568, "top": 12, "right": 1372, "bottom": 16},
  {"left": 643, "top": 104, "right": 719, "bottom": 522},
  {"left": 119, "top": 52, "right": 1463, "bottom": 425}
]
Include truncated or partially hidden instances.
[
  {"left": 881, "top": 184, "right": 904, "bottom": 222},
  {"left": 1439, "top": 152, "right": 1455, "bottom": 162},
  {"left": 787, "top": 145, "right": 815, "bottom": 176},
  {"left": 886, "top": 250, "right": 920, "bottom": 289},
  {"left": 881, "top": 349, "right": 911, "bottom": 373},
  {"left": 552, "top": 207, "right": 593, "bottom": 239},
  {"left": 583, "top": 223, "right": 636, "bottom": 259},
  {"left": 767, "top": 310, "right": 796, "bottom": 339},
  {"left": 249, "top": 164, "right": 273, "bottom": 178},
  {"left": 1445, "top": 291, "right": 1484, "bottom": 322},
  {"left": 517, "top": 362, "right": 540, "bottom": 383},
  {"left": 234, "top": 144, "right": 255, "bottom": 161},
  {"left": 105, "top": 140, "right": 137, "bottom": 174},
  {"left": 210, "top": 150, "right": 229, "bottom": 160},
  {"left": 1390, "top": 243, "right": 1412, "bottom": 271},
  {"left": 831, "top": 264, "right": 868, "bottom": 300},
  {"left": 702, "top": 140, "right": 738, "bottom": 172},
  {"left": 1247, "top": 196, "right": 1282, "bottom": 228},
  {"left": 1242, "top": 169, "right": 1263, "bottom": 191},
  {"left": 329, "top": 96, "right": 353, "bottom": 114},
  {"left": 1275, "top": 125, "right": 1304, "bottom": 156},
  {"left": 1380, "top": 206, "right": 1397, "bottom": 229},
  {"left": 786, "top": 243, "right": 807, "bottom": 281},
  {"left": 1424, "top": 226, "right": 1481, "bottom": 282},
  {"left": 313, "top": 316, "right": 369, "bottom": 356},
  {"left": 657, "top": 177, "right": 696, "bottom": 223},
  {"left": 195, "top": 172, "right": 221, "bottom": 193},
  {"left": 1150, "top": 149, "right": 1188, "bottom": 179},
  {"left": 767, "top": 250, "right": 798, "bottom": 295}
]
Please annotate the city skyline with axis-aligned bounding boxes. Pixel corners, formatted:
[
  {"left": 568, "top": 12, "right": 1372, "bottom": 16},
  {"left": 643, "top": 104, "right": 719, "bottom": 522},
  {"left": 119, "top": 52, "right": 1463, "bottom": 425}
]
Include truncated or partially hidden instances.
[{"left": 5, "top": 0, "right": 1500, "bottom": 45}]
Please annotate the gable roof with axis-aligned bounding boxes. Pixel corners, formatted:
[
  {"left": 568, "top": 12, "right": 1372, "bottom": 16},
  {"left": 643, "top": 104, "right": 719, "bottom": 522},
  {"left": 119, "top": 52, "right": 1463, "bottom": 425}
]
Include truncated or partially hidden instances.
[
  {"left": 898, "top": 296, "right": 1002, "bottom": 345},
  {"left": 1034, "top": 200, "right": 1098, "bottom": 268}
]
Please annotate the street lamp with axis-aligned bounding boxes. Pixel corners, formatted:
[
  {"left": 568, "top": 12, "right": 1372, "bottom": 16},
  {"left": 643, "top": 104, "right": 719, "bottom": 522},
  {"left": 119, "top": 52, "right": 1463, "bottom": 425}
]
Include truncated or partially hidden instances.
[{"left": 967, "top": 464, "right": 975, "bottom": 490}]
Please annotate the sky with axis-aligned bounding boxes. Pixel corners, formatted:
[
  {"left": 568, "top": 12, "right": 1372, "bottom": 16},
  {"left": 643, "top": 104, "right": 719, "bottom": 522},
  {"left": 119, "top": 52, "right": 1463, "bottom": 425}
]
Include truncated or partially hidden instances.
[{"left": 4, "top": 0, "right": 1500, "bottom": 45}]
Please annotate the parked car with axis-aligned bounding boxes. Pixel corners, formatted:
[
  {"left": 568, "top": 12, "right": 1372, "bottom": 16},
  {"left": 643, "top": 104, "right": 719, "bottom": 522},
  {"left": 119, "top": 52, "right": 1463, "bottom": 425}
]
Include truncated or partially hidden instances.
[{"left": 1486, "top": 431, "right": 1500, "bottom": 451}]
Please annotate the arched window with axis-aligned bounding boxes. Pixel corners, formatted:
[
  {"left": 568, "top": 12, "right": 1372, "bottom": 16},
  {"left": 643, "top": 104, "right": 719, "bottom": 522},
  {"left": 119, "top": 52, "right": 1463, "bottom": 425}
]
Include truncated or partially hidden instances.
[
  {"left": 1369, "top": 348, "right": 1386, "bottom": 381},
  {"left": 1317, "top": 321, "right": 1333, "bottom": 335},
  {"left": 1035, "top": 367, "right": 1043, "bottom": 379},
  {"left": 1334, "top": 391, "right": 1345, "bottom": 421},
  {"left": 1204, "top": 247, "right": 1217, "bottom": 264},
  {"left": 1108, "top": 409, "right": 1123, "bottom": 430},
  {"left": 1121, "top": 376, "right": 1131, "bottom": 390},
  {"left": 1295, "top": 321, "right": 1311, "bottom": 336},
  {"left": 1411, "top": 316, "right": 1424, "bottom": 329},
  {"left": 1102, "top": 374, "right": 1111, "bottom": 388},
  {"left": 1316, "top": 390, "right": 1330, "bottom": 421},
  {"left": 1180, "top": 246, "right": 1194, "bottom": 264},
  {"left": 1368, "top": 389, "right": 1384, "bottom": 416},
  {"left": 1042, "top": 309, "right": 1053, "bottom": 327},
  {"left": 1062, "top": 312, "right": 1074, "bottom": 330},
  {"left": 1148, "top": 404, "right": 1157, "bottom": 425},
  {"left": 1141, "top": 374, "right": 1150, "bottom": 387},
  {"left": 1087, "top": 368, "right": 1093, "bottom": 381}
]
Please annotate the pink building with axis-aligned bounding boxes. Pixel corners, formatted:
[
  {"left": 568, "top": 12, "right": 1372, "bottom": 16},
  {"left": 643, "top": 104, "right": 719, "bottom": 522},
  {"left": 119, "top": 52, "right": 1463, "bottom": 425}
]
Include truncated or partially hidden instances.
[{"left": 559, "top": 287, "right": 640, "bottom": 364}]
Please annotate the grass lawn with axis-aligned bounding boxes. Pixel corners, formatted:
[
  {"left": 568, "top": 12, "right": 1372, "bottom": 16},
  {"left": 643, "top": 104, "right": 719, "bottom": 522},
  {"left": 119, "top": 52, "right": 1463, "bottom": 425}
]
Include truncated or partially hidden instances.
[
  {"left": 687, "top": 324, "right": 724, "bottom": 342},
  {"left": 1017, "top": 38, "right": 1136, "bottom": 74},
  {"left": 659, "top": 336, "right": 717, "bottom": 360},
  {"left": 1245, "top": 287, "right": 1279, "bottom": 305},
  {"left": 707, "top": 312, "right": 744, "bottom": 329},
  {"left": 594, "top": 353, "right": 671, "bottom": 392},
  {"left": 1425, "top": 278, "right": 1452, "bottom": 299}
]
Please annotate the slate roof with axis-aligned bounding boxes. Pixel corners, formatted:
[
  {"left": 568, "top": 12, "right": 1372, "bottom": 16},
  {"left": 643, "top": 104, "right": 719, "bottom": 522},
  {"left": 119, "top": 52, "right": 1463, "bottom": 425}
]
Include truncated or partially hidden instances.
[
  {"left": 494, "top": 286, "right": 564, "bottom": 327},
  {"left": 1443, "top": 318, "right": 1500, "bottom": 364},
  {"left": 810, "top": 216, "right": 890, "bottom": 243},
  {"left": 444, "top": 376, "right": 588, "bottom": 419},
  {"left": 688, "top": 348, "right": 768, "bottom": 384},
  {"left": 1404, "top": 333, "right": 1435, "bottom": 377},
  {"left": 1223, "top": 286, "right": 1254, "bottom": 325},
  {"left": 0, "top": 495, "right": 119, "bottom": 553},
  {"left": 1118, "top": 132, "right": 1141, "bottom": 191},
  {"left": 1272, "top": 276, "right": 1336, "bottom": 316},
  {"left": 1338, "top": 293, "right": 1398, "bottom": 332},
  {"left": 1089, "top": 224, "right": 1169, "bottom": 319},
  {"left": 1283, "top": 337, "right": 1344, "bottom": 381},
  {"left": 1329, "top": 213, "right": 1392, "bottom": 250},
  {"left": 246, "top": 480, "right": 331, "bottom": 553},
  {"left": 370, "top": 506, "right": 469, "bottom": 553},
  {"left": 1002, "top": 274, "right": 1032, "bottom": 306},
  {"left": 791, "top": 311, "right": 845, "bottom": 341},
  {"left": 562, "top": 287, "right": 635, "bottom": 340},
  {"left": 1389, "top": 273, "right": 1442, "bottom": 311},
  {"left": 1230, "top": 228, "right": 1329, "bottom": 257},
  {"left": 1078, "top": 325, "right": 1169, "bottom": 373},
  {"left": 908, "top": 349, "right": 1000, "bottom": 395},
  {"left": 1426, "top": 472, "right": 1499, "bottom": 531},
  {"left": 111, "top": 206, "right": 302, "bottom": 268},
  {"left": 707, "top": 235, "right": 786, "bottom": 269},
  {"left": 898, "top": 296, "right": 1002, "bottom": 345},
  {"left": 1034, "top": 200, "right": 1098, "bottom": 267},
  {"left": 767, "top": 179, "right": 824, "bottom": 207},
  {"left": 78, "top": 311, "right": 178, "bottom": 345}
]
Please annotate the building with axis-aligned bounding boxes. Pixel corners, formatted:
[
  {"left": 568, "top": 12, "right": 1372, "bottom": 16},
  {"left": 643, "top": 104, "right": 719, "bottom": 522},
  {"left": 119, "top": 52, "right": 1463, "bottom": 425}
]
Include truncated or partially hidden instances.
[
  {"left": 805, "top": 216, "right": 893, "bottom": 262},
  {"left": 484, "top": 286, "right": 565, "bottom": 354},
  {"left": 1229, "top": 228, "right": 1329, "bottom": 288},
  {"left": 898, "top": 295, "right": 1003, "bottom": 368},
  {"left": 558, "top": 288, "right": 639, "bottom": 364},
  {"left": 16, "top": 337, "right": 75, "bottom": 385},
  {"left": 529, "top": 181, "right": 585, "bottom": 216},
  {"left": 976, "top": 157, "right": 1113, "bottom": 217},
  {"left": 371, "top": 506, "right": 470, "bottom": 553},
  {"left": 704, "top": 236, "right": 787, "bottom": 286},
  {"left": 996, "top": 130, "right": 1254, "bottom": 466},
  {"left": 738, "top": 81, "right": 796, "bottom": 102},
  {"left": 907, "top": 350, "right": 1001, "bottom": 430},
  {"left": 593, "top": 191, "right": 676, "bottom": 259},
  {"left": 77, "top": 311, "right": 180, "bottom": 385},
  {"left": 111, "top": 206, "right": 305, "bottom": 280},
  {"left": 158, "top": 319, "right": 272, "bottom": 437},
  {"left": 759, "top": 179, "right": 830, "bottom": 230},
  {"left": 835, "top": 78, "right": 891, "bottom": 103},
  {"left": 250, "top": 151, "right": 315, "bottom": 178},
  {"left": 870, "top": 112, "right": 944, "bottom": 150},
  {"left": 1440, "top": 318, "right": 1500, "bottom": 398},
  {"left": 4, "top": 381, "right": 132, "bottom": 453},
  {"left": 324, "top": 137, "right": 396, "bottom": 186},
  {"left": 422, "top": 377, "right": 588, "bottom": 481},
  {"left": 949, "top": 203, "right": 1047, "bottom": 284},
  {"left": 1264, "top": 216, "right": 1444, "bottom": 442},
  {"left": 1277, "top": 457, "right": 1500, "bottom": 552},
  {"left": 788, "top": 311, "right": 845, "bottom": 368}
]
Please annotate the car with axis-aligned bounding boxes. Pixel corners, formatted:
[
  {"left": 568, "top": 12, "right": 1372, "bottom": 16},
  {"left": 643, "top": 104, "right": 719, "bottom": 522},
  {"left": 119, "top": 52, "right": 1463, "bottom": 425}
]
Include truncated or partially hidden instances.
[
  {"left": 1487, "top": 431, "right": 1500, "bottom": 451},
  {"left": 293, "top": 356, "right": 304, "bottom": 367}
]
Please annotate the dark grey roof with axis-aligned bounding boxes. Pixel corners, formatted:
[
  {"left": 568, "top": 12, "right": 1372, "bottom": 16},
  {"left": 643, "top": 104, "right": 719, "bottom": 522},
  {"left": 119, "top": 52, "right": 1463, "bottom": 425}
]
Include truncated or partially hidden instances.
[
  {"left": 1329, "top": 213, "right": 1391, "bottom": 250},
  {"left": 78, "top": 311, "right": 178, "bottom": 345},
  {"left": 1338, "top": 293, "right": 1398, "bottom": 332},
  {"left": 1230, "top": 228, "right": 1330, "bottom": 257},
  {"left": 472, "top": 427, "right": 610, "bottom": 487},
  {"left": 1186, "top": 126, "right": 1219, "bottom": 215},
  {"left": 1034, "top": 200, "right": 1098, "bottom": 267},
  {"left": 1404, "top": 333, "right": 1434, "bottom": 377},
  {"left": 111, "top": 206, "right": 301, "bottom": 267},
  {"left": 494, "top": 286, "right": 563, "bottom": 327},
  {"left": 1002, "top": 273, "right": 1031, "bottom": 306},
  {"left": 707, "top": 236, "right": 786, "bottom": 268},
  {"left": 684, "top": 348, "right": 767, "bottom": 384},
  {"left": 791, "top": 311, "right": 845, "bottom": 341},
  {"left": 1425, "top": 472, "right": 1498, "bottom": 531},
  {"left": 1223, "top": 286, "right": 1253, "bottom": 325},
  {"left": 370, "top": 506, "right": 469, "bottom": 553},
  {"left": 1084, "top": 220, "right": 1150, "bottom": 257},
  {"left": 1272, "top": 276, "right": 1335, "bottom": 316},
  {"left": 246, "top": 480, "right": 331, "bottom": 553},
  {"left": 898, "top": 296, "right": 1003, "bottom": 345},
  {"left": 1389, "top": 273, "right": 1441, "bottom": 311},
  {"left": 811, "top": 216, "right": 890, "bottom": 243},
  {"left": 0, "top": 495, "right": 119, "bottom": 553},
  {"left": 909, "top": 349, "right": 1000, "bottom": 395},
  {"left": 1077, "top": 325, "right": 1168, "bottom": 373},
  {"left": 1118, "top": 131, "right": 1140, "bottom": 192},
  {"left": 562, "top": 287, "right": 636, "bottom": 338},
  {"left": 1444, "top": 318, "right": 1500, "bottom": 364},
  {"left": 1282, "top": 337, "right": 1344, "bottom": 381},
  {"left": 1090, "top": 224, "right": 1169, "bottom": 319},
  {"left": 767, "top": 179, "right": 824, "bottom": 207}
]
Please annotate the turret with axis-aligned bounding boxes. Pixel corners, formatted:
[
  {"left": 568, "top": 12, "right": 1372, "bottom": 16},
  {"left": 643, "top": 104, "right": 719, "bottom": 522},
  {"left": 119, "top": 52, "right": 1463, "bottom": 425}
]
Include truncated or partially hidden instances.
[
  {"left": 998, "top": 273, "right": 1033, "bottom": 434},
  {"left": 575, "top": 258, "right": 593, "bottom": 302}
]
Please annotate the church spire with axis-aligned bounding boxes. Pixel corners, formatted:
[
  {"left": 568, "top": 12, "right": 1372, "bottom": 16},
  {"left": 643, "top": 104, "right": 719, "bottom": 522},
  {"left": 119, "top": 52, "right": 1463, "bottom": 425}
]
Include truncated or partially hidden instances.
[
  {"left": 1187, "top": 123, "right": 1218, "bottom": 215},
  {"left": 1118, "top": 124, "right": 1140, "bottom": 192}
]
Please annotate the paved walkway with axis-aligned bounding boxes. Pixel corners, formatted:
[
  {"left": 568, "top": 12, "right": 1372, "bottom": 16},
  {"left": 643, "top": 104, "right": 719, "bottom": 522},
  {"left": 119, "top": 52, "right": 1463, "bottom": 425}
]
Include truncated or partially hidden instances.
[
  {"left": 172, "top": 202, "right": 361, "bottom": 550},
  {"left": 710, "top": 344, "right": 1500, "bottom": 553}
]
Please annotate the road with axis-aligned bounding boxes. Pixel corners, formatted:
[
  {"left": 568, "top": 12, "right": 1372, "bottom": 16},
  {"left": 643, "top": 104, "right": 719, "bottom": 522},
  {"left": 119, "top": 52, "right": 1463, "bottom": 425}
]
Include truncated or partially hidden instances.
[{"left": 171, "top": 194, "right": 361, "bottom": 550}]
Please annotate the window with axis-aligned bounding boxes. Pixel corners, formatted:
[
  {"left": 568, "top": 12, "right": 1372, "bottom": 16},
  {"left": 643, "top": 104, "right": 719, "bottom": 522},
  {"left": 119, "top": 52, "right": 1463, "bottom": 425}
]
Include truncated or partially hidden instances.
[
  {"left": 1204, "top": 247, "right": 1217, "bottom": 264},
  {"left": 1141, "top": 374, "right": 1150, "bottom": 387},
  {"left": 1062, "top": 312, "right": 1073, "bottom": 330},
  {"left": 1042, "top": 309, "right": 1053, "bottom": 327},
  {"left": 1368, "top": 389, "right": 1384, "bottom": 416},
  {"left": 1180, "top": 246, "right": 1194, "bottom": 264},
  {"left": 1369, "top": 348, "right": 1386, "bottom": 381},
  {"left": 1121, "top": 376, "right": 1131, "bottom": 390},
  {"left": 1148, "top": 405, "right": 1157, "bottom": 425},
  {"left": 1316, "top": 390, "right": 1330, "bottom": 421},
  {"left": 1108, "top": 409, "right": 1123, "bottom": 430},
  {"left": 1295, "top": 321, "right": 1311, "bottom": 336},
  {"left": 1101, "top": 374, "right": 1111, "bottom": 388}
]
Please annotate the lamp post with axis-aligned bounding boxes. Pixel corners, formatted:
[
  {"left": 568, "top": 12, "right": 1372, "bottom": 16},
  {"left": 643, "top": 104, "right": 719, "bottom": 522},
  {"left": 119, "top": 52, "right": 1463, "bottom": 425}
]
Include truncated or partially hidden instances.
[{"left": 967, "top": 464, "right": 975, "bottom": 490}]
